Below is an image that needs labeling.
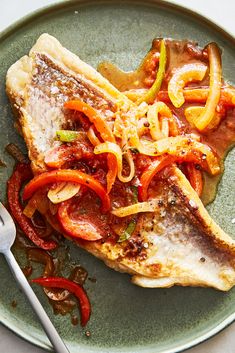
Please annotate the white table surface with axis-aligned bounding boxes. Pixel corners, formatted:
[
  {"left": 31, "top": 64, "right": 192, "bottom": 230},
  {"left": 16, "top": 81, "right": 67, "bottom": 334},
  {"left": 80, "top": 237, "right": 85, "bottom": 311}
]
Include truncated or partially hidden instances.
[{"left": 0, "top": 1, "right": 235, "bottom": 352}]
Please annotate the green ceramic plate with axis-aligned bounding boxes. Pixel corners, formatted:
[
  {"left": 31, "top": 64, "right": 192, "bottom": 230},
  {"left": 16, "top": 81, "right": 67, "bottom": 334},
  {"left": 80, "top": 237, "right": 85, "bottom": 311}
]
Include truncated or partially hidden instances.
[{"left": 0, "top": 1, "right": 235, "bottom": 352}]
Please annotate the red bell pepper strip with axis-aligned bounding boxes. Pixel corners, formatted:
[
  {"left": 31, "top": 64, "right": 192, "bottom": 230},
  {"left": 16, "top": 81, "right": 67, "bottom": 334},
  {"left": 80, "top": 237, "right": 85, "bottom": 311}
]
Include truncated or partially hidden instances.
[
  {"left": 22, "top": 169, "right": 111, "bottom": 213},
  {"left": 64, "top": 100, "right": 118, "bottom": 192},
  {"left": 64, "top": 100, "right": 115, "bottom": 143},
  {"left": 138, "top": 155, "right": 176, "bottom": 201},
  {"left": 7, "top": 163, "right": 57, "bottom": 250},
  {"left": 57, "top": 199, "right": 103, "bottom": 241},
  {"left": 185, "top": 163, "right": 203, "bottom": 197},
  {"left": 31, "top": 277, "right": 91, "bottom": 326}
]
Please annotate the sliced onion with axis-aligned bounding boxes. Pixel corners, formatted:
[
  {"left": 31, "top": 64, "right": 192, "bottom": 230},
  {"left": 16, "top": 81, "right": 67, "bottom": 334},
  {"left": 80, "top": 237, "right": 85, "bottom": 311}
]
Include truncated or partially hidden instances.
[
  {"left": 147, "top": 101, "right": 172, "bottom": 141},
  {"left": 44, "top": 288, "right": 70, "bottom": 301},
  {"left": 168, "top": 63, "right": 207, "bottom": 108},
  {"left": 126, "top": 103, "right": 173, "bottom": 156},
  {"left": 48, "top": 182, "right": 81, "bottom": 204},
  {"left": 23, "top": 197, "right": 37, "bottom": 218},
  {"left": 27, "top": 248, "right": 70, "bottom": 301},
  {"left": 113, "top": 112, "right": 125, "bottom": 139},
  {"left": 137, "top": 118, "right": 149, "bottom": 136},
  {"left": 147, "top": 103, "right": 162, "bottom": 140},
  {"left": 27, "top": 248, "right": 55, "bottom": 277},
  {"left": 161, "top": 117, "right": 169, "bottom": 138},
  {"left": 112, "top": 201, "right": 157, "bottom": 217},
  {"left": 31, "top": 215, "right": 53, "bottom": 238},
  {"left": 35, "top": 192, "right": 50, "bottom": 215},
  {"left": 128, "top": 124, "right": 158, "bottom": 156},
  {"left": 124, "top": 149, "right": 135, "bottom": 183},
  {"left": 23, "top": 191, "right": 48, "bottom": 218},
  {"left": 154, "top": 135, "right": 220, "bottom": 175},
  {"left": 124, "top": 88, "right": 148, "bottom": 102},
  {"left": 124, "top": 104, "right": 154, "bottom": 155},
  {"left": 94, "top": 142, "right": 134, "bottom": 183},
  {"left": 87, "top": 125, "right": 101, "bottom": 147}
]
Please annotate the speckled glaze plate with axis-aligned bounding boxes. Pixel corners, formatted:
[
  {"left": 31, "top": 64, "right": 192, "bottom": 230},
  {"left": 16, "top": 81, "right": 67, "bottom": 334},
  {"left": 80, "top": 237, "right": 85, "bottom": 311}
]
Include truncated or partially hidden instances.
[{"left": 0, "top": 1, "right": 235, "bottom": 352}]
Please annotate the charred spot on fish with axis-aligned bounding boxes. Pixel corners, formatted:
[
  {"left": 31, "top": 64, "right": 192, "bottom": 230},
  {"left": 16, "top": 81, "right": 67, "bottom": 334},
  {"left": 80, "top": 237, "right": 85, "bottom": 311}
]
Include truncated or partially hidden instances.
[
  {"left": 144, "top": 121, "right": 150, "bottom": 127},
  {"left": 202, "top": 154, "right": 207, "bottom": 160},
  {"left": 169, "top": 199, "right": 176, "bottom": 205},
  {"left": 123, "top": 238, "right": 146, "bottom": 259}
]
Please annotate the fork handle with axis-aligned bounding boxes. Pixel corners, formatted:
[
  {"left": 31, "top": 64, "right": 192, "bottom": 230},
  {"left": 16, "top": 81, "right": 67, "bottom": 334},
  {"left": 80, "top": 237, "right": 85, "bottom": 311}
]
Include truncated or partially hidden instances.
[{"left": 4, "top": 250, "right": 70, "bottom": 353}]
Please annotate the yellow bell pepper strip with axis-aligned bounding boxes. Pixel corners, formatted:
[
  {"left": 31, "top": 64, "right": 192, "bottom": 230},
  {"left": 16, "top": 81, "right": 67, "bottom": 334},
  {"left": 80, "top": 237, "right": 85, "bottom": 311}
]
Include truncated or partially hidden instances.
[
  {"left": 158, "top": 87, "right": 235, "bottom": 107},
  {"left": 168, "top": 63, "right": 207, "bottom": 108},
  {"left": 190, "top": 43, "right": 222, "bottom": 131}
]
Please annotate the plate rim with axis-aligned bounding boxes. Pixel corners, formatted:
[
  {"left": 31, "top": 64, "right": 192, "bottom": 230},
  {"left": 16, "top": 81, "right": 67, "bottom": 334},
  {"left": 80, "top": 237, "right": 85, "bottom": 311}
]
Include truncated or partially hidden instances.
[{"left": 0, "top": 1, "right": 235, "bottom": 353}]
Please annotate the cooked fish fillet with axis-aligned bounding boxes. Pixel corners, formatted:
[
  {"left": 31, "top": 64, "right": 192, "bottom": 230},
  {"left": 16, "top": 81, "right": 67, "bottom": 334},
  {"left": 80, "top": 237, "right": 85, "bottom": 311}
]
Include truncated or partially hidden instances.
[
  {"left": 6, "top": 34, "right": 235, "bottom": 291},
  {"left": 6, "top": 33, "right": 131, "bottom": 173}
]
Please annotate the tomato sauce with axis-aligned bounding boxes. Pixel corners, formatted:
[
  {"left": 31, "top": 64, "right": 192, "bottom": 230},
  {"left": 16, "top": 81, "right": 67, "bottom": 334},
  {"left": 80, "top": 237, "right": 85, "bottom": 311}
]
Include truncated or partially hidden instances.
[{"left": 98, "top": 39, "right": 235, "bottom": 205}]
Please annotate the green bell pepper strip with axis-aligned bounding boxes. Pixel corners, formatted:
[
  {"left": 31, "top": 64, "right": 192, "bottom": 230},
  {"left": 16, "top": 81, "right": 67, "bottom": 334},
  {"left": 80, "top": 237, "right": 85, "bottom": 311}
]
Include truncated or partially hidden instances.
[
  {"left": 117, "top": 186, "right": 139, "bottom": 242},
  {"left": 56, "top": 130, "right": 85, "bottom": 142},
  {"left": 117, "top": 218, "right": 137, "bottom": 243},
  {"left": 131, "top": 186, "right": 138, "bottom": 203},
  {"left": 138, "top": 39, "right": 167, "bottom": 104}
]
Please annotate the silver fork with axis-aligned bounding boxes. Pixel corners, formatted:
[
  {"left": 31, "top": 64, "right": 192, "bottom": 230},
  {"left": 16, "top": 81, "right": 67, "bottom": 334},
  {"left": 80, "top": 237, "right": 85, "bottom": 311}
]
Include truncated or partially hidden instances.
[{"left": 0, "top": 202, "right": 70, "bottom": 353}]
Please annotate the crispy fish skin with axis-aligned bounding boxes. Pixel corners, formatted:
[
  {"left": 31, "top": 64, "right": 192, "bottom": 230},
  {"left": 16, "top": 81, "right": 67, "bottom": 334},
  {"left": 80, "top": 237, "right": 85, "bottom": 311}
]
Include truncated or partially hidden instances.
[
  {"left": 81, "top": 167, "right": 235, "bottom": 291},
  {"left": 6, "top": 33, "right": 131, "bottom": 173},
  {"left": 6, "top": 34, "right": 235, "bottom": 291}
]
